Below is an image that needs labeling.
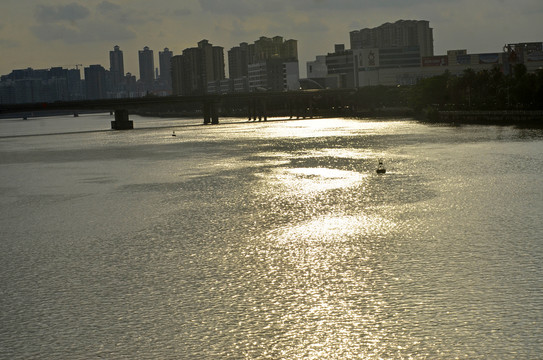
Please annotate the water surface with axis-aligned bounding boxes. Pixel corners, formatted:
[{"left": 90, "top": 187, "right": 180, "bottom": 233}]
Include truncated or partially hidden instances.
[{"left": 1, "top": 114, "right": 542, "bottom": 359}]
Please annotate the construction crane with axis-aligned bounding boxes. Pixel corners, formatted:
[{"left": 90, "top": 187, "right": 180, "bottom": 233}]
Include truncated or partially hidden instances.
[{"left": 58, "top": 64, "right": 83, "bottom": 70}]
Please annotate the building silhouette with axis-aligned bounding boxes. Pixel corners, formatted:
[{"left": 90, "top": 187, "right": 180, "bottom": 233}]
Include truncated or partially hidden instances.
[
  {"left": 197, "top": 40, "right": 225, "bottom": 84},
  {"left": 252, "top": 36, "right": 298, "bottom": 63},
  {"left": 307, "top": 20, "right": 543, "bottom": 89},
  {"left": 138, "top": 46, "right": 155, "bottom": 91},
  {"left": 0, "top": 67, "right": 83, "bottom": 104},
  {"left": 84, "top": 65, "right": 106, "bottom": 100},
  {"left": 350, "top": 20, "right": 434, "bottom": 57},
  {"left": 224, "top": 36, "right": 299, "bottom": 92},
  {"left": 159, "top": 48, "right": 173, "bottom": 87},
  {"left": 171, "top": 40, "right": 225, "bottom": 95},
  {"left": 3, "top": 20, "right": 541, "bottom": 103},
  {"left": 228, "top": 42, "right": 249, "bottom": 79},
  {"left": 228, "top": 36, "right": 298, "bottom": 75},
  {"left": 109, "top": 45, "right": 124, "bottom": 89}
]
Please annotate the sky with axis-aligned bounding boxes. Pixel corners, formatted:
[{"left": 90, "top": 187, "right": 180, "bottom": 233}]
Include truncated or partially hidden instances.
[{"left": 1, "top": 0, "right": 542, "bottom": 78}]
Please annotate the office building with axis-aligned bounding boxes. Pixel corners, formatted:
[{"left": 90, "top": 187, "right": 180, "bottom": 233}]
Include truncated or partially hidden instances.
[
  {"left": 325, "top": 46, "right": 357, "bottom": 88},
  {"left": 247, "top": 58, "right": 299, "bottom": 92}
]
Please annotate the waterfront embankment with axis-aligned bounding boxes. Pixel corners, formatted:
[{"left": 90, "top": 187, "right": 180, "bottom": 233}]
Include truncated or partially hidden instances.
[{"left": 419, "top": 110, "right": 543, "bottom": 127}]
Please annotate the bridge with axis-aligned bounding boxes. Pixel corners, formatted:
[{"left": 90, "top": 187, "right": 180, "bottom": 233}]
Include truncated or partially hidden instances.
[{"left": 0, "top": 89, "right": 357, "bottom": 129}]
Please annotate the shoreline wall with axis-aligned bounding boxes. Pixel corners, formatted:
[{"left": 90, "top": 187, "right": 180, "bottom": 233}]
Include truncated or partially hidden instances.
[{"left": 437, "top": 110, "right": 543, "bottom": 126}]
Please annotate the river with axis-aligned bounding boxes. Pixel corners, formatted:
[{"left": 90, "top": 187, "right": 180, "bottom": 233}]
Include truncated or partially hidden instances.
[{"left": 1, "top": 113, "right": 542, "bottom": 359}]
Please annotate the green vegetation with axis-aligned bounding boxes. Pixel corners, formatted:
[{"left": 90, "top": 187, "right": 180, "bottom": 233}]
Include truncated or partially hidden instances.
[
  {"left": 350, "top": 64, "right": 543, "bottom": 114},
  {"left": 411, "top": 64, "right": 543, "bottom": 111}
]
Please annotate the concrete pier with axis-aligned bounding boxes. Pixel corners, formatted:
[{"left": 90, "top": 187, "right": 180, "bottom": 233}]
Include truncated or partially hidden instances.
[
  {"left": 111, "top": 109, "right": 134, "bottom": 130},
  {"left": 438, "top": 110, "right": 543, "bottom": 126},
  {"left": 248, "top": 99, "right": 268, "bottom": 121},
  {"left": 203, "top": 101, "right": 219, "bottom": 125}
]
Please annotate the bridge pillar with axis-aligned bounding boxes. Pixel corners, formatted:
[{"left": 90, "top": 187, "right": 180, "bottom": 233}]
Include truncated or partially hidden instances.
[
  {"left": 211, "top": 103, "right": 219, "bottom": 124},
  {"left": 248, "top": 99, "right": 256, "bottom": 121},
  {"left": 203, "top": 103, "right": 211, "bottom": 125},
  {"left": 203, "top": 101, "right": 219, "bottom": 125},
  {"left": 261, "top": 99, "right": 267, "bottom": 121},
  {"left": 249, "top": 98, "right": 268, "bottom": 121},
  {"left": 111, "top": 109, "right": 134, "bottom": 130}
]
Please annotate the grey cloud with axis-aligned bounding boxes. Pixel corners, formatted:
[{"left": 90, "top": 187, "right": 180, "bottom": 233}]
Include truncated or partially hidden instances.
[
  {"left": 97, "top": 1, "right": 122, "bottom": 14},
  {"left": 293, "top": 0, "right": 435, "bottom": 11},
  {"left": 31, "top": 22, "right": 136, "bottom": 44},
  {"left": 0, "top": 38, "right": 19, "bottom": 48},
  {"left": 80, "top": 21, "right": 137, "bottom": 42},
  {"left": 294, "top": 20, "right": 330, "bottom": 33},
  {"left": 518, "top": 0, "right": 543, "bottom": 14},
  {"left": 197, "top": 0, "right": 437, "bottom": 20},
  {"left": 173, "top": 9, "right": 192, "bottom": 16},
  {"left": 96, "top": 2, "right": 158, "bottom": 24},
  {"left": 199, "top": 0, "right": 287, "bottom": 16},
  {"left": 267, "top": 17, "right": 330, "bottom": 35},
  {"left": 34, "top": 3, "right": 90, "bottom": 23},
  {"left": 31, "top": 23, "right": 74, "bottom": 42}
]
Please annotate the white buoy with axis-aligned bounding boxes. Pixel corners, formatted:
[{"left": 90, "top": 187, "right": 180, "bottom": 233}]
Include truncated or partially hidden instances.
[{"left": 376, "top": 158, "right": 386, "bottom": 174}]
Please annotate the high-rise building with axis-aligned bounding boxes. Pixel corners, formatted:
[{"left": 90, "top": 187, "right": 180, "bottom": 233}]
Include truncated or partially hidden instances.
[
  {"left": 109, "top": 45, "right": 124, "bottom": 88},
  {"left": 84, "top": 65, "right": 106, "bottom": 100},
  {"left": 227, "top": 36, "right": 299, "bottom": 92},
  {"left": 350, "top": 20, "right": 434, "bottom": 57},
  {"left": 170, "top": 40, "right": 225, "bottom": 95},
  {"left": 252, "top": 36, "right": 298, "bottom": 63},
  {"left": 138, "top": 46, "right": 154, "bottom": 89},
  {"left": 258, "top": 36, "right": 295, "bottom": 60},
  {"left": 0, "top": 67, "right": 83, "bottom": 103},
  {"left": 212, "top": 46, "right": 225, "bottom": 81},
  {"left": 228, "top": 42, "right": 249, "bottom": 79},
  {"left": 197, "top": 40, "right": 225, "bottom": 83},
  {"left": 170, "top": 55, "right": 184, "bottom": 96},
  {"left": 159, "top": 48, "right": 173, "bottom": 83}
]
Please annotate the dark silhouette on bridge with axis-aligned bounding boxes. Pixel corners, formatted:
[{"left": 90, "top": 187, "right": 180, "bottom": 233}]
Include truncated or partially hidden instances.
[{"left": 0, "top": 89, "right": 357, "bottom": 129}]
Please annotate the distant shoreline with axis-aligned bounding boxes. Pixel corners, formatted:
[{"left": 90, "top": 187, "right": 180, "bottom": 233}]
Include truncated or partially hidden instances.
[
  {"left": 2, "top": 108, "right": 542, "bottom": 129},
  {"left": 426, "top": 110, "right": 543, "bottom": 127}
]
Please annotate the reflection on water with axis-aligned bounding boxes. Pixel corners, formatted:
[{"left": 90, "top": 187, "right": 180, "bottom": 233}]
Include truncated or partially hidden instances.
[
  {"left": 271, "top": 167, "right": 367, "bottom": 193},
  {"left": 1, "top": 115, "right": 542, "bottom": 359}
]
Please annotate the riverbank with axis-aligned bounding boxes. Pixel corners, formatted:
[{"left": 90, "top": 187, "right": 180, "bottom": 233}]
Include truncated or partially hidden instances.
[
  {"left": 417, "top": 109, "right": 543, "bottom": 127},
  {"left": 440, "top": 110, "right": 543, "bottom": 127}
]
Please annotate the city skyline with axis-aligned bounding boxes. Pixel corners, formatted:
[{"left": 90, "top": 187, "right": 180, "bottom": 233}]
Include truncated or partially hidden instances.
[{"left": 1, "top": 0, "right": 542, "bottom": 78}]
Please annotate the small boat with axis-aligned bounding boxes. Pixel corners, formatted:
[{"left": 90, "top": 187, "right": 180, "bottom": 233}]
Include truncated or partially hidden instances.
[{"left": 376, "top": 158, "right": 386, "bottom": 174}]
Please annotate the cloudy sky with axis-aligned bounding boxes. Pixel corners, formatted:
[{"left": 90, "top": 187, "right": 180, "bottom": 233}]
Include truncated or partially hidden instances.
[{"left": 1, "top": 0, "right": 542, "bottom": 77}]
